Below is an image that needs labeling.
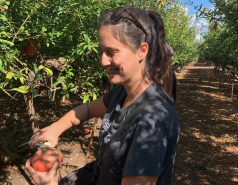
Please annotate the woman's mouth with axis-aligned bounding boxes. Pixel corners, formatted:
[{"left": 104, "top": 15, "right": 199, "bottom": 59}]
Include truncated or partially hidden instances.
[{"left": 108, "top": 69, "right": 118, "bottom": 74}]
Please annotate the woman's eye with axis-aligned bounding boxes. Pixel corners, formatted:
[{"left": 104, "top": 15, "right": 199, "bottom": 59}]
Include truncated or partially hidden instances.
[{"left": 106, "top": 50, "right": 114, "bottom": 56}]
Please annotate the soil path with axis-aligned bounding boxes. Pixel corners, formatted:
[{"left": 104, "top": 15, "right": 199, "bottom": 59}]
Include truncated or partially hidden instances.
[
  {"left": 172, "top": 62, "right": 238, "bottom": 185},
  {"left": 2, "top": 62, "right": 238, "bottom": 185}
]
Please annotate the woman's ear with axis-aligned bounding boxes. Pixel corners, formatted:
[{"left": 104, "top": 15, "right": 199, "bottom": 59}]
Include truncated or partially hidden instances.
[{"left": 138, "top": 42, "right": 149, "bottom": 60}]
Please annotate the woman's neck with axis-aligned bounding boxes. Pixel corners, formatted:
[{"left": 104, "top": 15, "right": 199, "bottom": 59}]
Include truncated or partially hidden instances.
[{"left": 122, "top": 78, "right": 152, "bottom": 109}]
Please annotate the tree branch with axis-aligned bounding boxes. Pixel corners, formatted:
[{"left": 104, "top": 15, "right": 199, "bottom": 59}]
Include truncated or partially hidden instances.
[{"left": 11, "top": 8, "right": 34, "bottom": 43}]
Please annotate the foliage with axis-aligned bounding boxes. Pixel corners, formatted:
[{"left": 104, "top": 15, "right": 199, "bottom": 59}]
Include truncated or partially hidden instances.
[
  {"left": 197, "top": 0, "right": 238, "bottom": 70},
  {"left": 0, "top": 0, "right": 198, "bottom": 104},
  {"left": 0, "top": 0, "right": 199, "bottom": 102},
  {"left": 161, "top": 0, "right": 199, "bottom": 67}
]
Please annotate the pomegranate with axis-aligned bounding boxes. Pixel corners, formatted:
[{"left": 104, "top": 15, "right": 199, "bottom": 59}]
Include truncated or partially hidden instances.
[
  {"left": 22, "top": 40, "right": 40, "bottom": 57},
  {"left": 84, "top": 128, "right": 89, "bottom": 133},
  {"left": 31, "top": 147, "right": 63, "bottom": 172}
]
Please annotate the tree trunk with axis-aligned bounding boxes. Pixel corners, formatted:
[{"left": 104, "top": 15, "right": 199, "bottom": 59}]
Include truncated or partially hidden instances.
[
  {"left": 231, "top": 80, "right": 234, "bottom": 102},
  {"left": 86, "top": 118, "right": 99, "bottom": 158},
  {"left": 23, "top": 93, "right": 39, "bottom": 133}
]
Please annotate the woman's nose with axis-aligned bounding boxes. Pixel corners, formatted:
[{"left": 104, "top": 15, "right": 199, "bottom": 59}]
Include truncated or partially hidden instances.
[{"left": 100, "top": 52, "right": 111, "bottom": 67}]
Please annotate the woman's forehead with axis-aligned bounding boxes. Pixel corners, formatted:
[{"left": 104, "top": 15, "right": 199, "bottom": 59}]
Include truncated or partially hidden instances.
[{"left": 98, "top": 26, "right": 122, "bottom": 47}]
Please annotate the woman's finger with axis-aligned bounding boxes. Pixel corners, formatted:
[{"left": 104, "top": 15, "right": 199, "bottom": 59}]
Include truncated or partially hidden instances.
[
  {"left": 28, "top": 133, "right": 44, "bottom": 149},
  {"left": 25, "top": 158, "right": 37, "bottom": 175},
  {"left": 48, "top": 157, "right": 59, "bottom": 176},
  {"left": 31, "top": 179, "right": 36, "bottom": 185},
  {"left": 25, "top": 158, "right": 31, "bottom": 170}
]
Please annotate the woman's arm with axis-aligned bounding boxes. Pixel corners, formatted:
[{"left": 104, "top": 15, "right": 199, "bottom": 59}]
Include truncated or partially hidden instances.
[
  {"left": 53, "top": 96, "right": 107, "bottom": 136},
  {"left": 28, "top": 96, "right": 107, "bottom": 149},
  {"left": 121, "top": 176, "right": 158, "bottom": 185}
]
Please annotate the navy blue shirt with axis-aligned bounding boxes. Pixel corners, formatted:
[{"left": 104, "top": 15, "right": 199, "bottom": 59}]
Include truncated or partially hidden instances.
[{"left": 96, "top": 83, "right": 180, "bottom": 185}]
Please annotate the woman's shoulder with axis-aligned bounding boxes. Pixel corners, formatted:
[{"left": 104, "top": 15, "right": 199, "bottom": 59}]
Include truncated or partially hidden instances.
[
  {"left": 131, "top": 84, "right": 178, "bottom": 127},
  {"left": 138, "top": 83, "right": 174, "bottom": 107}
]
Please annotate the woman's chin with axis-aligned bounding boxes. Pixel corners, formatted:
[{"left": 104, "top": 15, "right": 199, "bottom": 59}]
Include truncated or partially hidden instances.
[
  {"left": 108, "top": 75, "right": 119, "bottom": 83},
  {"left": 109, "top": 80, "right": 120, "bottom": 85},
  {"left": 108, "top": 73, "right": 117, "bottom": 78}
]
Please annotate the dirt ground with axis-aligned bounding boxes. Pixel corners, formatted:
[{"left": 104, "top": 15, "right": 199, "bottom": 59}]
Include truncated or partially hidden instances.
[
  {"left": 172, "top": 62, "right": 238, "bottom": 185},
  {"left": 0, "top": 61, "right": 238, "bottom": 185}
]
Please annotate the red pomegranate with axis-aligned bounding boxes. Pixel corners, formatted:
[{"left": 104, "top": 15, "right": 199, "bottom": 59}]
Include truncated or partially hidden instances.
[
  {"left": 84, "top": 128, "right": 89, "bottom": 133},
  {"left": 31, "top": 147, "right": 63, "bottom": 172},
  {"left": 22, "top": 40, "right": 40, "bottom": 57}
]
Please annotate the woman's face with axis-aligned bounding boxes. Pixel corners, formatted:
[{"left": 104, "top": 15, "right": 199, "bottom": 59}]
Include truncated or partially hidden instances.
[{"left": 98, "top": 25, "right": 146, "bottom": 86}]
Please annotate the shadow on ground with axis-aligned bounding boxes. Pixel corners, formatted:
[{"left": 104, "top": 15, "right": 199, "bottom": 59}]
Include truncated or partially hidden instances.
[{"left": 172, "top": 62, "right": 238, "bottom": 185}]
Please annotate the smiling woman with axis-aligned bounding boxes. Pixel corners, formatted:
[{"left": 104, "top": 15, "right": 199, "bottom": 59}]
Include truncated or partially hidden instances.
[{"left": 25, "top": 6, "right": 179, "bottom": 185}]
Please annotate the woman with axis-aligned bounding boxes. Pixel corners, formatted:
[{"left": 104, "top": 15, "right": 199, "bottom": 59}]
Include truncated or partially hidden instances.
[{"left": 25, "top": 7, "right": 180, "bottom": 185}]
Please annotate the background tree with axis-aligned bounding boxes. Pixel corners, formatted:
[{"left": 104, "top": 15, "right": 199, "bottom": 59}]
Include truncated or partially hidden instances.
[{"left": 197, "top": 0, "right": 238, "bottom": 99}]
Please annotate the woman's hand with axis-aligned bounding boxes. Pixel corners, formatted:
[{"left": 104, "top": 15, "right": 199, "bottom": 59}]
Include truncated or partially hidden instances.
[
  {"left": 28, "top": 125, "right": 59, "bottom": 150},
  {"left": 25, "top": 157, "right": 59, "bottom": 185}
]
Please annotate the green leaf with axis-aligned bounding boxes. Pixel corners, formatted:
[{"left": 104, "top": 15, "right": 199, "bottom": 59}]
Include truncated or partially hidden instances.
[
  {"left": 93, "top": 93, "right": 97, "bottom": 101},
  {"left": 20, "top": 77, "right": 24, "bottom": 84},
  {"left": 11, "top": 49, "right": 18, "bottom": 58},
  {"left": 33, "top": 64, "right": 39, "bottom": 80},
  {"left": 79, "top": 50, "right": 84, "bottom": 55},
  {"left": 31, "top": 84, "right": 38, "bottom": 97},
  {"left": 69, "top": 87, "right": 77, "bottom": 92},
  {"left": 0, "top": 31, "right": 8, "bottom": 37},
  {"left": 38, "top": 65, "right": 45, "bottom": 71},
  {"left": 83, "top": 45, "right": 88, "bottom": 50},
  {"left": 12, "top": 86, "right": 29, "bottom": 93},
  {"left": 83, "top": 34, "right": 90, "bottom": 43},
  {"left": 93, "top": 48, "right": 98, "bottom": 53},
  {"left": 48, "top": 90, "right": 52, "bottom": 100},
  {"left": 0, "top": 39, "right": 14, "bottom": 46},
  {"left": 0, "top": 59, "right": 2, "bottom": 69},
  {"left": 39, "top": 65, "right": 53, "bottom": 75},
  {"left": 87, "top": 82, "right": 93, "bottom": 87},
  {"left": 19, "top": 26, "right": 24, "bottom": 33},
  {"left": 52, "top": 81, "right": 61, "bottom": 88},
  {"left": 42, "top": 26, "right": 46, "bottom": 32},
  {"left": 0, "top": 88, "right": 15, "bottom": 98},
  {"left": 83, "top": 95, "right": 89, "bottom": 104},
  {"left": 4, "top": 72, "right": 13, "bottom": 87},
  {"left": 45, "top": 67, "right": 53, "bottom": 76},
  {"left": 78, "top": 43, "right": 85, "bottom": 47},
  {"left": 0, "top": 15, "right": 8, "bottom": 22}
]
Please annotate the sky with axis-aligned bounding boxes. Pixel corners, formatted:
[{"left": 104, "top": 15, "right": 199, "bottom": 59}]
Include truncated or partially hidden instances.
[
  {"left": 180, "top": 0, "right": 214, "bottom": 14},
  {"left": 180, "top": 0, "right": 214, "bottom": 40}
]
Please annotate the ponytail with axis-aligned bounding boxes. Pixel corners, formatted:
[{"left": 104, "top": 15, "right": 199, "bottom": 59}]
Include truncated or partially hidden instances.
[{"left": 146, "top": 9, "right": 173, "bottom": 97}]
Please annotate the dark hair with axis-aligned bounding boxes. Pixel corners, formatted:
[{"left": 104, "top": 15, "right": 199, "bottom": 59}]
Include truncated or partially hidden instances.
[{"left": 98, "top": 7, "right": 173, "bottom": 97}]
